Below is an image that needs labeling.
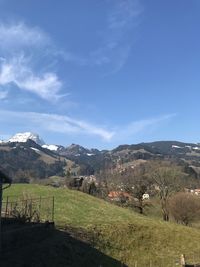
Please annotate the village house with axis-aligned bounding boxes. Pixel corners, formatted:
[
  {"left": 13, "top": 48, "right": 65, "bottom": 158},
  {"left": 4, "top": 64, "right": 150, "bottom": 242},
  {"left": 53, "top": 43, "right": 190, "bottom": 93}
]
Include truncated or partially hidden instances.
[
  {"left": 142, "top": 193, "right": 150, "bottom": 200},
  {"left": 190, "top": 188, "right": 200, "bottom": 195},
  {"left": 108, "top": 191, "right": 132, "bottom": 202}
]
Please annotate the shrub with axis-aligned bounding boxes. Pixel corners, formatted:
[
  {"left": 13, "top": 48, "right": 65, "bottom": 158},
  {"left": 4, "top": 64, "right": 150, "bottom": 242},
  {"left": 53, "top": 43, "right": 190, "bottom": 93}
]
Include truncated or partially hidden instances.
[{"left": 169, "top": 192, "right": 200, "bottom": 225}]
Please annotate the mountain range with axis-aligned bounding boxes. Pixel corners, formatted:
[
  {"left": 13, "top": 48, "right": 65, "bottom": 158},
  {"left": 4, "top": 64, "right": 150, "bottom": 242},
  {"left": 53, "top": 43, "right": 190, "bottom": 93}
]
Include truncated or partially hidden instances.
[{"left": 1, "top": 132, "right": 200, "bottom": 182}]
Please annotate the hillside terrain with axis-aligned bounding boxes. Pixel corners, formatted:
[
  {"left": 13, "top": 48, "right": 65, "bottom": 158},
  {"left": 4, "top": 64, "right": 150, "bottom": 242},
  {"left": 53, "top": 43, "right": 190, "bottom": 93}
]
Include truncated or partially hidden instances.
[
  {"left": 0, "top": 137, "right": 77, "bottom": 182},
  {"left": 3, "top": 184, "right": 200, "bottom": 266},
  {"left": 1, "top": 132, "right": 200, "bottom": 181}
]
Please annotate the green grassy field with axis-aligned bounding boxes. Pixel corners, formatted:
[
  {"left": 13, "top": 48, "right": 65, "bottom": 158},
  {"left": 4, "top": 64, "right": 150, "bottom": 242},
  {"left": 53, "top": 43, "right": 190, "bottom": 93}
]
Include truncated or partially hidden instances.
[{"left": 4, "top": 184, "right": 200, "bottom": 266}]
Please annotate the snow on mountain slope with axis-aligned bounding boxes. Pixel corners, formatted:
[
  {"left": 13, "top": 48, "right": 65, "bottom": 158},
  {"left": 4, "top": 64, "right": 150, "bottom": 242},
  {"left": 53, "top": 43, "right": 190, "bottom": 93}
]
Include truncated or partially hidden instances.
[
  {"left": 30, "top": 147, "right": 40, "bottom": 152},
  {"left": 172, "top": 145, "right": 182, "bottom": 149},
  {"left": 42, "top": 144, "right": 59, "bottom": 151},
  {"left": 8, "top": 132, "right": 45, "bottom": 146},
  {"left": 6, "top": 132, "right": 61, "bottom": 152}
]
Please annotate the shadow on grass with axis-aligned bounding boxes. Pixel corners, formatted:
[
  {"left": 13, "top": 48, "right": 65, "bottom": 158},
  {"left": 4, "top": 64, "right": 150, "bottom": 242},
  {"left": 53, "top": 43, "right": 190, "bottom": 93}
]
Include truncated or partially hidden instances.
[{"left": 0, "top": 219, "right": 127, "bottom": 267}]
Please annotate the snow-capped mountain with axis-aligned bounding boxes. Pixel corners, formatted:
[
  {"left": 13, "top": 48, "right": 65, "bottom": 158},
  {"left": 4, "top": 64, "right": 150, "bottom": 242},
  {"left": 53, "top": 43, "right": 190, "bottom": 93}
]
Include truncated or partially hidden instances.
[
  {"left": 5, "top": 132, "right": 98, "bottom": 155},
  {"left": 2, "top": 132, "right": 200, "bottom": 183},
  {"left": 8, "top": 132, "right": 45, "bottom": 146},
  {"left": 7, "top": 132, "right": 63, "bottom": 152}
]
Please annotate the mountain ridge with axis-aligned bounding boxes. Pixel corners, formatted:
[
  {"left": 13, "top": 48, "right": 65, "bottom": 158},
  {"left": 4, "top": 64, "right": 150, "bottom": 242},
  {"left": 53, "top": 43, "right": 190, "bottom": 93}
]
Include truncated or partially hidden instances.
[
  {"left": 1, "top": 131, "right": 200, "bottom": 182},
  {"left": 5, "top": 132, "right": 200, "bottom": 154}
]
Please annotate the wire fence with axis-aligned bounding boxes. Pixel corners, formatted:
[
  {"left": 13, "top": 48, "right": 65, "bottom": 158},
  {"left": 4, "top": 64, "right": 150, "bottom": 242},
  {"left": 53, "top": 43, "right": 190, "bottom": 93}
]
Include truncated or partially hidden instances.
[
  {"left": 2, "top": 194, "right": 200, "bottom": 267},
  {"left": 118, "top": 253, "right": 200, "bottom": 267},
  {"left": 1, "top": 196, "right": 54, "bottom": 223},
  {"left": 112, "top": 256, "right": 200, "bottom": 267}
]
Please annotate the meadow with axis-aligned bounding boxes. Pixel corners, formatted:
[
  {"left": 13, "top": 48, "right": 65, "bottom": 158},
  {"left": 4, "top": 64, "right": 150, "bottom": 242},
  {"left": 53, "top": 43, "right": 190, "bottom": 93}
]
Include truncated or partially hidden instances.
[{"left": 4, "top": 184, "right": 200, "bottom": 267}]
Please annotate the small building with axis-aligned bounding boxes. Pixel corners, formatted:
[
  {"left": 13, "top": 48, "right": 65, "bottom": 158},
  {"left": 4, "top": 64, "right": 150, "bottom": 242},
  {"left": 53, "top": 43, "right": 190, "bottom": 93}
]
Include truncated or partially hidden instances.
[
  {"left": 142, "top": 193, "right": 150, "bottom": 200},
  {"left": 194, "top": 189, "right": 200, "bottom": 195},
  {"left": 108, "top": 191, "right": 132, "bottom": 202},
  {"left": 189, "top": 188, "right": 200, "bottom": 195}
]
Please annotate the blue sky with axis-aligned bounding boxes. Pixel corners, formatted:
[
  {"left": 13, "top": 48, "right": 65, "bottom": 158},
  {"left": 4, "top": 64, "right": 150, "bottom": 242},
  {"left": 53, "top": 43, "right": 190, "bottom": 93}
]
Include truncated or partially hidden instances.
[{"left": 0, "top": 0, "right": 200, "bottom": 149}]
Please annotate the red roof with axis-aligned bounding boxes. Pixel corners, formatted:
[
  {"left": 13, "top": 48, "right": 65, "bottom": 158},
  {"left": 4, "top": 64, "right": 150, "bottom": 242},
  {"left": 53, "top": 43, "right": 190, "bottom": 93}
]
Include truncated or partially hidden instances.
[{"left": 108, "top": 191, "right": 132, "bottom": 199}]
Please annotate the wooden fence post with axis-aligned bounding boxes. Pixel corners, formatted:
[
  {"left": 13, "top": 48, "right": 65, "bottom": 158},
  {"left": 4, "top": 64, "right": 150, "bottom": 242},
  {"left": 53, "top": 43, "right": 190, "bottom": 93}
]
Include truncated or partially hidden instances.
[
  {"left": 193, "top": 253, "right": 195, "bottom": 265},
  {"left": 180, "top": 254, "right": 186, "bottom": 266},
  {"left": 30, "top": 199, "right": 32, "bottom": 219},
  {"left": 39, "top": 196, "right": 41, "bottom": 212},
  {"left": 5, "top": 196, "right": 9, "bottom": 218},
  {"left": 52, "top": 197, "right": 55, "bottom": 222}
]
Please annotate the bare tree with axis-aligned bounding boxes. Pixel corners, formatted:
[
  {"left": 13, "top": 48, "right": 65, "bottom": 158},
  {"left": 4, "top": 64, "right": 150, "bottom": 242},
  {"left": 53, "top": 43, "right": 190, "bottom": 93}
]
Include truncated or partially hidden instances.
[
  {"left": 123, "top": 165, "right": 150, "bottom": 214},
  {"left": 169, "top": 192, "right": 200, "bottom": 225},
  {"left": 150, "top": 162, "right": 182, "bottom": 221}
]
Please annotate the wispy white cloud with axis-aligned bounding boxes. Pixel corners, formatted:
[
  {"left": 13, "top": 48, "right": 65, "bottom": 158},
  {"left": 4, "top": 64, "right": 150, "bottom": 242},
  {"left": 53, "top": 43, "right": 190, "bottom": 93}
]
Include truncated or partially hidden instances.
[
  {"left": 0, "top": 110, "right": 115, "bottom": 141},
  {"left": 0, "top": 22, "right": 50, "bottom": 52},
  {"left": 0, "top": 55, "right": 63, "bottom": 101},
  {"left": 0, "top": 89, "right": 8, "bottom": 100},
  {"left": 0, "top": 110, "right": 176, "bottom": 143},
  {"left": 88, "top": 0, "right": 142, "bottom": 73},
  {"left": 116, "top": 114, "right": 176, "bottom": 140},
  {"left": 57, "top": 0, "right": 143, "bottom": 73},
  {"left": 0, "top": 22, "right": 66, "bottom": 102},
  {"left": 108, "top": 0, "right": 141, "bottom": 31},
  {"left": 60, "top": 51, "right": 88, "bottom": 66}
]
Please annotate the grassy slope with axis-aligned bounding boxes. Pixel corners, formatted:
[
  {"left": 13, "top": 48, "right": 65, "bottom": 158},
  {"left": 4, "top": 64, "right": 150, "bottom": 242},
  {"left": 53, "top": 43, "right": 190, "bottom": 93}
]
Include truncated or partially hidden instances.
[{"left": 4, "top": 184, "right": 200, "bottom": 266}]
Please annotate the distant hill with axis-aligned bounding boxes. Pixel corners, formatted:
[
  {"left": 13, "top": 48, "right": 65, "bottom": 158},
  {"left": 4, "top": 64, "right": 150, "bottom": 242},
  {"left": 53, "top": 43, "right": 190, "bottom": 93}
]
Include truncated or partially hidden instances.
[
  {"left": 0, "top": 140, "right": 67, "bottom": 182},
  {"left": 1, "top": 131, "right": 200, "bottom": 181},
  {"left": 59, "top": 140, "right": 200, "bottom": 176}
]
